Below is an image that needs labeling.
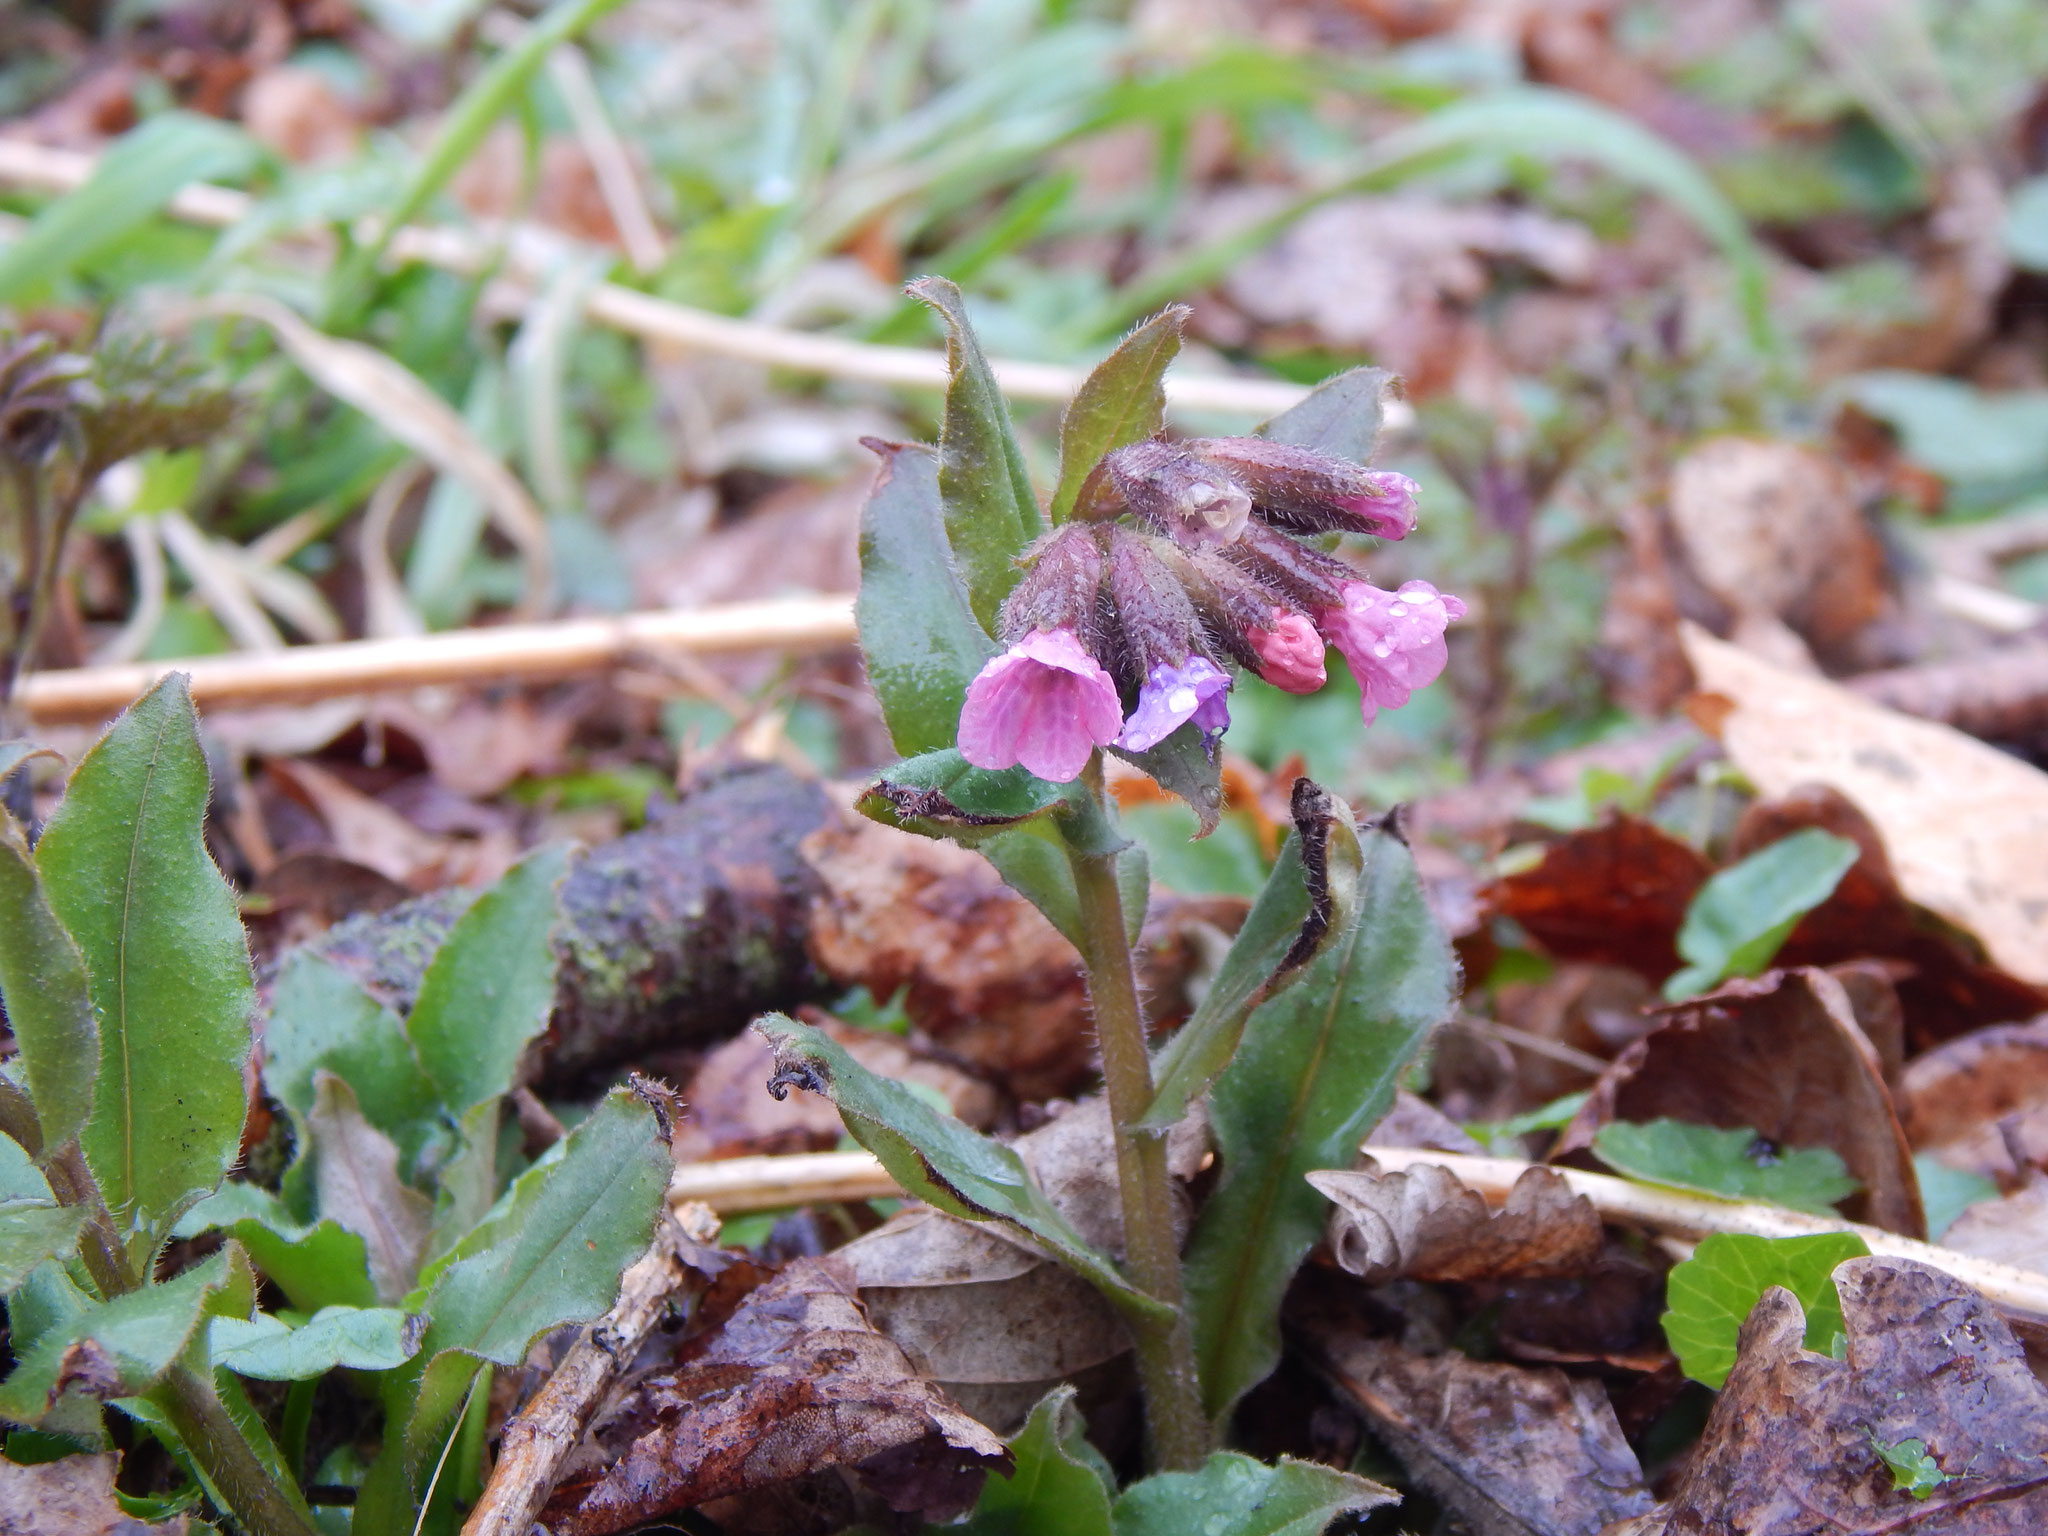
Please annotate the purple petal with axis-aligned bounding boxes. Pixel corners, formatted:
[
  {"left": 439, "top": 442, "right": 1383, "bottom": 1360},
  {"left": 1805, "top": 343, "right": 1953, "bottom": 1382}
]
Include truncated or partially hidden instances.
[
  {"left": 958, "top": 628, "right": 1123, "bottom": 781},
  {"left": 1117, "top": 656, "right": 1232, "bottom": 752}
]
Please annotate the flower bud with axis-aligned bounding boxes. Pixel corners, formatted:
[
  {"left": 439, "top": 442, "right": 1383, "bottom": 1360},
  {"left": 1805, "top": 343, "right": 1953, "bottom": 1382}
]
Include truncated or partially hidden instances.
[
  {"left": 1102, "top": 440, "right": 1253, "bottom": 548},
  {"left": 995, "top": 523, "right": 1106, "bottom": 645},
  {"left": 1104, "top": 527, "right": 1232, "bottom": 751},
  {"left": 1221, "top": 523, "right": 1357, "bottom": 612},
  {"left": 1245, "top": 613, "right": 1327, "bottom": 694},
  {"left": 1189, "top": 437, "right": 1418, "bottom": 540}
]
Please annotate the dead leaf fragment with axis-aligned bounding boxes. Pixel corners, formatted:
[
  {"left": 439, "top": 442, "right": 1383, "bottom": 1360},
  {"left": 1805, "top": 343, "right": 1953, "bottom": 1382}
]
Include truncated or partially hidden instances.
[
  {"left": 1554, "top": 968, "right": 1924, "bottom": 1236},
  {"left": 1683, "top": 625, "right": 2048, "bottom": 988},
  {"left": 1899, "top": 1016, "right": 2048, "bottom": 1184},
  {"left": 0, "top": 1453, "right": 187, "bottom": 1535},
  {"left": 1484, "top": 814, "right": 1711, "bottom": 980},
  {"left": 1308, "top": 1331, "right": 1657, "bottom": 1536},
  {"left": 1650, "top": 1257, "right": 2048, "bottom": 1534},
  {"left": 1311, "top": 1161, "right": 1603, "bottom": 1284},
  {"left": 1940, "top": 1177, "right": 2048, "bottom": 1273},
  {"left": 306, "top": 1071, "right": 430, "bottom": 1304},
  {"left": 542, "top": 1256, "right": 1007, "bottom": 1534}
]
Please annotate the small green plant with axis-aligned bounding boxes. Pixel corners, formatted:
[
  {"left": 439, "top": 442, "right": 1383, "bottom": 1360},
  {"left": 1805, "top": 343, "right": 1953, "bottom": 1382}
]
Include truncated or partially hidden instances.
[
  {"left": 1663, "top": 828, "right": 1859, "bottom": 1000},
  {"left": 1868, "top": 1432, "right": 1954, "bottom": 1500},
  {"left": 1592, "top": 1119, "right": 1862, "bottom": 1215},
  {"left": 0, "top": 678, "right": 670, "bottom": 1535},
  {"left": 1662, "top": 1230, "right": 1870, "bottom": 1388}
]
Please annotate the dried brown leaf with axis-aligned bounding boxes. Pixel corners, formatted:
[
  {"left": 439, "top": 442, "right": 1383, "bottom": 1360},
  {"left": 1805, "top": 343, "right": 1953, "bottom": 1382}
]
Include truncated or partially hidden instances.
[
  {"left": 306, "top": 1070, "right": 430, "bottom": 1304},
  {"left": 1900, "top": 1017, "right": 2048, "bottom": 1183},
  {"left": 1483, "top": 815, "right": 1710, "bottom": 980},
  {"left": 0, "top": 1453, "right": 187, "bottom": 1535},
  {"left": 1310, "top": 1161, "right": 1603, "bottom": 1285},
  {"left": 1940, "top": 1177, "right": 2048, "bottom": 1273}
]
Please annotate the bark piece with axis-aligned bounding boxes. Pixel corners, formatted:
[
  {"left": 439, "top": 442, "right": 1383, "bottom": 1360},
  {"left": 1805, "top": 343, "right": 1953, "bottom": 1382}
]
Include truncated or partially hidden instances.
[
  {"left": 1652, "top": 1257, "right": 2048, "bottom": 1534},
  {"left": 1310, "top": 1161, "right": 1602, "bottom": 1285},
  {"left": 1482, "top": 814, "right": 1710, "bottom": 980},
  {"left": 1553, "top": 969, "right": 1925, "bottom": 1237},
  {"left": 540, "top": 1256, "right": 1007, "bottom": 1534},
  {"left": 1899, "top": 1016, "right": 2048, "bottom": 1183},
  {"left": 1307, "top": 1330, "right": 1656, "bottom": 1536}
]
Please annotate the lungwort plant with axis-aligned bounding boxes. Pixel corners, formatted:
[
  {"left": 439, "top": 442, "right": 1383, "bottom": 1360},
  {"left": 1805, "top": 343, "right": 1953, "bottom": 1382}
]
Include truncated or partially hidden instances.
[
  {"left": 756, "top": 281, "right": 1463, "bottom": 1479},
  {"left": 0, "top": 678, "right": 671, "bottom": 1535}
]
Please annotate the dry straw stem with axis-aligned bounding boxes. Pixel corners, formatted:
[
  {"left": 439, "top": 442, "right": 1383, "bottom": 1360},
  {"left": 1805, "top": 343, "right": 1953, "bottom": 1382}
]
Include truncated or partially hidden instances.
[
  {"left": 667, "top": 1146, "right": 2048, "bottom": 1333},
  {"left": 0, "top": 137, "right": 1376, "bottom": 425},
  {"left": 16, "top": 595, "right": 856, "bottom": 722}
]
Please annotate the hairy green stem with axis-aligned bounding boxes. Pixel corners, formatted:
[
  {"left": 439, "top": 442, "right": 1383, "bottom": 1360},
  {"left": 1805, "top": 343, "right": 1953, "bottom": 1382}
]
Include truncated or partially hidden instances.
[
  {"left": 1066, "top": 764, "right": 1208, "bottom": 1471},
  {"left": 153, "top": 1364, "right": 322, "bottom": 1536}
]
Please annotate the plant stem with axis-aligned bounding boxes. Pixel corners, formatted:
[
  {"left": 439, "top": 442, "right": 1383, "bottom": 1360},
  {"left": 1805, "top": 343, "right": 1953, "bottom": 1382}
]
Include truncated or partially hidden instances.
[
  {"left": 154, "top": 1364, "right": 322, "bottom": 1536},
  {"left": 1065, "top": 765, "right": 1209, "bottom": 1471}
]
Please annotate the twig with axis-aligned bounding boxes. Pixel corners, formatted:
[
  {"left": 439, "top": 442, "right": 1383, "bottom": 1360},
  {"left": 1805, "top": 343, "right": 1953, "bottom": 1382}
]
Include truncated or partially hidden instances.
[
  {"left": 0, "top": 137, "right": 1402, "bottom": 427},
  {"left": 461, "top": 1209, "right": 711, "bottom": 1536},
  {"left": 16, "top": 595, "right": 856, "bottom": 722},
  {"left": 1361, "top": 1147, "right": 2048, "bottom": 1331},
  {"left": 667, "top": 1150, "right": 899, "bottom": 1213}
]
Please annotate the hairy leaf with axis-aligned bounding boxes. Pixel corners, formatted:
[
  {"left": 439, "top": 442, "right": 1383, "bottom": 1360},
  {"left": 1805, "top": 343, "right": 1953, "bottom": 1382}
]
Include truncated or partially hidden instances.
[
  {"left": 1112, "top": 1453, "right": 1397, "bottom": 1536},
  {"left": 305, "top": 1073, "right": 432, "bottom": 1305},
  {"left": 1256, "top": 366, "right": 1392, "bottom": 467},
  {"left": 1665, "top": 829, "right": 1859, "bottom": 999},
  {"left": 961, "top": 1386, "right": 1115, "bottom": 1536},
  {"left": 1662, "top": 1230, "right": 1870, "bottom": 1388},
  {"left": 1108, "top": 722, "right": 1224, "bottom": 838},
  {"left": 0, "top": 815, "right": 98, "bottom": 1154},
  {"left": 175, "top": 1182, "right": 379, "bottom": 1314},
  {"left": 0, "top": 1204, "right": 87, "bottom": 1292},
  {"left": 404, "top": 845, "right": 570, "bottom": 1115},
  {"left": 910, "top": 276, "right": 1042, "bottom": 631},
  {"left": 1184, "top": 820, "right": 1456, "bottom": 1420},
  {"left": 753, "top": 1014, "right": 1169, "bottom": 1322},
  {"left": 209, "top": 1306, "right": 418, "bottom": 1380},
  {"left": 36, "top": 677, "right": 253, "bottom": 1238},
  {"left": 1048, "top": 307, "right": 1186, "bottom": 522},
  {"left": 1592, "top": 1119, "right": 1861, "bottom": 1216},
  {"left": 856, "top": 441, "right": 997, "bottom": 757}
]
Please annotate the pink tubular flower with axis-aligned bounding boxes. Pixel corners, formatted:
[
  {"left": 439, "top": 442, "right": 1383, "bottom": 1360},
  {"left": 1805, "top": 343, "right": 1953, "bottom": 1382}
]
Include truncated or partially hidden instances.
[
  {"left": 1117, "top": 656, "right": 1231, "bottom": 752},
  {"left": 1244, "top": 613, "right": 1326, "bottom": 694},
  {"left": 1333, "top": 470, "right": 1420, "bottom": 541},
  {"left": 1316, "top": 579, "right": 1467, "bottom": 725},
  {"left": 958, "top": 628, "right": 1123, "bottom": 782}
]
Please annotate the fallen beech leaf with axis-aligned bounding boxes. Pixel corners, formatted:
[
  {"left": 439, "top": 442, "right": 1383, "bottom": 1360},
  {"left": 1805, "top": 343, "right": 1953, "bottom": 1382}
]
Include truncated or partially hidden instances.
[
  {"left": 1553, "top": 969, "right": 1925, "bottom": 1237},
  {"left": 1649, "top": 1256, "right": 2048, "bottom": 1534},
  {"left": 0, "top": 1453, "right": 188, "bottom": 1535},
  {"left": 1483, "top": 814, "right": 1710, "bottom": 979},
  {"left": 1306, "top": 1330, "right": 1657, "bottom": 1536},
  {"left": 1939, "top": 1178, "right": 2048, "bottom": 1273},
  {"left": 1309, "top": 1160, "right": 1602, "bottom": 1284},
  {"left": 1898, "top": 1017, "right": 2048, "bottom": 1183},
  {"left": 1683, "top": 625, "right": 2048, "bottom": 989},
  {"left": 543, "top": 1256, "right": 1007, "bottom": 1534}
]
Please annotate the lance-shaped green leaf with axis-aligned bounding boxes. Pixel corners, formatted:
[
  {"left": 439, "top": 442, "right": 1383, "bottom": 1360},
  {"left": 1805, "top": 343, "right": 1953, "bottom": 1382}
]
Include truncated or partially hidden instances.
[
  {"left": 36, "top": 676, "right": 254, "bottom": 1237},
  {"left": 1256, "top": 365, "right": 1393, "bottom": 467},
  {"left": 1145, "top": 780, "right": 1363, "bottom": 1131},
  {"left": 1108, "top": 721, "right": 1224, "bottom": 838},
  {"left": 856, "top": 441, "right": 997, "bottom": 757},
  {"left": 1184, "top": 819, "right": 1456, "bottom": 1421},
  {"left": 910, "top": 276, "right": 1043, "bottom": 631},
  {"left": 1048, "top": 307, "right": 1186, "bottom": 523},
  {"left": 0, "top": 814, "right": 98, "bottom": 1154},
  {"left": 0, "top": 1249, "right": 233, "bottom": 1426},
  {"left": 209, "top": 1306, "right": 419, "bottom": 1380},
  {"left": 0, "top": 1204, "right": 88, "bottom": 1292},
  {"left": 175, "top": 1181, "right": 379, "bottom": 1314},
  {"left": 753, "top": 1014, "right": 1170, "bottom": 1324},
  {"left": 1112, "top": 1453, "right": 1398, "bottom": 1536},
  {"left": 1592, "top": 1120, "right": 1861, "bottom": 1216},
  {"left": 1662, "top": 1230, "right": 1869, "bottom": 1388},
  {"left": 404, "top": 844, "right": 570, "bottom": 1115},
  {"left": 1664, "top": 829, "right": 1859, "bottom": 1000},
  {"left": 961, "top": 1386, "right": 1115, "bottom": 1536}
]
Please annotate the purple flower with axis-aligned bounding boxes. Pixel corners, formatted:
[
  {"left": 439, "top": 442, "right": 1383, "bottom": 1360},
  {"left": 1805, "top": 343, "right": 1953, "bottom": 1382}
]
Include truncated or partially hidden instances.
[
  {"left": 1315, "top": 579, "right": 1467, "bottom": 725},
  {"left": 958, "top": 628, "right": 1123, "bottom": 782},
  {"left": 1245, "top": 613, "right": 1327, "bottom": 694},
  {"left": 1117, "top": 655, "right": 1231, "bottom": 752}
]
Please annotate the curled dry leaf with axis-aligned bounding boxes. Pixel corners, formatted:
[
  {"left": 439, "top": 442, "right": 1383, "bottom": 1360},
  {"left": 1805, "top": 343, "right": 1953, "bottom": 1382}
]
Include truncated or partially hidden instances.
[
  {"left": 540, "top": 1255, "right": 1007, "bottom": 1535},
  {"left": 1899, "top": 1016, "right": 2048, "bottom": 1184},
  {"left": 1482, "top": 813, "right": 1709, "bottom": 980},
  {"left": 1309, "top": 1160, "right": 1603, "bottom": 1285},
  {"left": 1552, "top": 968, "right": 1925, "bottom": 1237},
  {"left": 0, "top": 1453, "right": 188, "bottom": 1535},
  {"left": 1645, "top": 1257, "right": 2048, "bottom": 1535},
  {"left": 1684, "top": 625, "right": 2048, "bottom": 990},
  {"left": 1305, "top": 1329, "right": 1656, "bottom": 1536}
]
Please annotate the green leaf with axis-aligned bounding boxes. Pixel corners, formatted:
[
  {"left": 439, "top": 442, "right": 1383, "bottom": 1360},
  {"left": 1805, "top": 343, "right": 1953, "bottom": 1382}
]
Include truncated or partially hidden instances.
[
  {"left": 1664, "top": 829, "right": 1859, "bottom": 1000},
  {"left": 262, "top": 951, "right": 442, "bottom": 1172},
  {"left": 856, "top": 440, "right": 998, "bottom": 757},
  {"left": 977, "top": 826, "right": 1148, "bottom": 951},
  {"left": 0, "top": 814, "right": 98, "bottom": 1154},
  {"left": 175, "top": 1184, "right": 379, "bottom": 1314},
  {"left": 1869, "top": 1433, "right": 1952, "bottom": 1500},
  {"left": 0, "top": 1205, "right": 88, "bottom": 1292},
  {"left": 1255, "top": 366, "right": 1392, "bottom": 467},
  {"left": 1836, "top": 372, "right": 2048, "bottom": 486},
  {"left": 1144, "top": 785, "right": 1364, "bottom": 1132},
  {"left": 960, "top": 1386, "right": 1114, "bottom": 1536},
  {"left": 752, "top": 1014, "right": 1169, "bottom": 1323},
  {"left": 1111, "top": 1453, "right": 1397, "bottom": 1536},
  {"left": 1661, "top": 1230, "right": 1870, "bottom": 1388},
  {"left": 910, "top": 276, "right": 1043, "bottom": 631},
  {"left": 1914, "top": 1154, "right": 1998, "bottom": 1241},
  {"left": 0, "top": 1135, "right": 52, "bottom": 1201},
  {"left": 2003, "top": 176, "right": 2048, "bottom": 273},
  {"left": 0, "top": 1251, "right": 232, "bottom": 1426},
  {"left": 1183, "top": 821, "right": 1456, "bottom": 1420},
  {"left": 1047, "top": 307, "right": 1186, "bottom": 524},
  {"left": 1108, "top": 722, "right": 1224, "bottom": 838},
  {"left": 403, "top": 845, "right": 569, "bottom": 1115},
  {"left": 0, "top": 114, "right": 257, "bottom": 303},
  {"left": 1592, "top": 1120, "right": 1861, "bottom": 1216},
  {"left": 36, "top": 676, "right": 254, "bottom": 1239},
  {"left": 209, "top": 1307, "right": 418, "bottom": 1380}
]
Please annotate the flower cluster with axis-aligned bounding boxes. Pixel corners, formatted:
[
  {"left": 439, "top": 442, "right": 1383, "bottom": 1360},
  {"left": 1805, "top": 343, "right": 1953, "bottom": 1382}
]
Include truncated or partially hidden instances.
[{"left": 958, "top": 436, "right": 1466, "bottom": 782}]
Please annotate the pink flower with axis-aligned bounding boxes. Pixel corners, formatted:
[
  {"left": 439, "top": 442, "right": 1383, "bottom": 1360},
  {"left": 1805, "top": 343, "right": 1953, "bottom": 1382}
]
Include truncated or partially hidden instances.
[
  {"left": 1117, "top": 657, "right": 1231, "bottom": 752},
  {"left": 1333, "top": 471, "right": 1419, "bottom": 541},
  {"left": 958, "top": 628, "right": 1123, "bottom": 782},
  {"left": 1244, "top": 613, "right": 1327, "bottom": 694},
  {"left": 1316, "top": 579, "right": 1466, "bottom": 725}
]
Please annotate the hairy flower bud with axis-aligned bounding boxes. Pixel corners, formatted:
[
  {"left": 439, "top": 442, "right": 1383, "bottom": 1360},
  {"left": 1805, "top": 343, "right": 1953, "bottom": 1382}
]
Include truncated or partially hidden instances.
[
  {"left": 995, "top": 523, "right": 1106, "bottom": 645},
  {"left": 1105, "top": 527, "right": 1232, "bottom": 751},
  {"left": 1245, "top": 613, "right": 1327, "bottom": 693},
  {"left": 1189, "top": 437, "right": 1418, "bottom": 540},
  {"left": 1221, "top": 523, "right": 1357, "bottom": 612},
  {"left": 1102, "top": 440, "right": 1253, "bottom": 548}
]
